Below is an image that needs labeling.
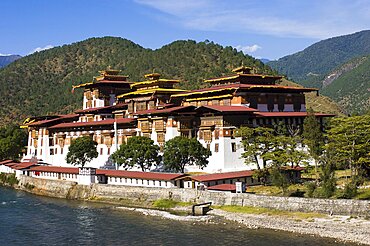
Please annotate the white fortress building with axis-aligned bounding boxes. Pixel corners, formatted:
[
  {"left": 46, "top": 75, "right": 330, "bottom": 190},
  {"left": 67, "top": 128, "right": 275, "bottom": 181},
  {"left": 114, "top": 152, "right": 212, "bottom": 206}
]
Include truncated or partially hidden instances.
[{"left": 22, "top": 67, "right": 332, "bottom": 173}]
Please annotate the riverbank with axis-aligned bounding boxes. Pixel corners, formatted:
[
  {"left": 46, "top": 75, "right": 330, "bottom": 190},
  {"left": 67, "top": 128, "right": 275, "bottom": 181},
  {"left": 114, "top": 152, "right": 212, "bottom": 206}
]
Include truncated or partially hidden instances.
[
  {"left": 2, "top": 175, "right": 370, "bottom": 245},
  {"left": 115, "top": 205, "right": 370, "bottom": 245}
]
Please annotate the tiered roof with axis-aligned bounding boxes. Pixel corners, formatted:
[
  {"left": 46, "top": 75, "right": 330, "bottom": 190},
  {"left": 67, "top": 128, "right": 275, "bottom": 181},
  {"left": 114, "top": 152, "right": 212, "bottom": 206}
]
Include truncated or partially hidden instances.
[
  {"left": 204, "top": 66, "right": 282, "bottom": 85},
  {"left": 117, "top": 73, "right": 187, "bottom": 99},
  {"left": 171, "top": 83, "right": 317, "bottom": 102},
  {"left": 72, "top": 69, "right": 131, "bottom": 89}
]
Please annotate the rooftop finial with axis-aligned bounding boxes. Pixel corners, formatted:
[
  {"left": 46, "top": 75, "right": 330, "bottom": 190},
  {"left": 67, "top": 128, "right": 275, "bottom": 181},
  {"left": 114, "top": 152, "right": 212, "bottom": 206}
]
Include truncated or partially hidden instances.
[{"left": 232, "top": 65, "right": 253, "bottom": 74}]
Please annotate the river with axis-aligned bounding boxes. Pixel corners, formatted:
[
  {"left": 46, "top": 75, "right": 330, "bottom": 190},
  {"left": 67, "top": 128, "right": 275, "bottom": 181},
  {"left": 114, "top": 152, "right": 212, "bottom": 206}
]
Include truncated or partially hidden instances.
[{"left": 0, "top": 186, "right": 355, "bottom": 246}]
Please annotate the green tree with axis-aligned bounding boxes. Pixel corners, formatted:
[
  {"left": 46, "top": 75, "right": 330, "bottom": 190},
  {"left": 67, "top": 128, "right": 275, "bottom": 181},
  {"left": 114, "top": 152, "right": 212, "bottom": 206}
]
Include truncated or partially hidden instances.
[
  {"left": 303, "top": 108, "right": 324, "bottom": 180},
  {"left": 317, "top": 146, "right": 337, "bottom": 198},
  {"left": 236, "top": 126, "right": 275, "bottom": 170},
  {"left": 270, "top": 166, "right": 290, "bottom": 194},
  {"left": 111, "top": 136, "right": 160, "bottom": 171},
  {"left": 163, "top": 136, "right": 211, "bottom": 173},
  {"left": 326, "top": 115, "right": 370, "bottom": 178},
  {"left": 0, "top": 125, "right": 27, "bottom": 161},
  {"left": 66, "top": 136, "right": 98, "bottom": 167}
]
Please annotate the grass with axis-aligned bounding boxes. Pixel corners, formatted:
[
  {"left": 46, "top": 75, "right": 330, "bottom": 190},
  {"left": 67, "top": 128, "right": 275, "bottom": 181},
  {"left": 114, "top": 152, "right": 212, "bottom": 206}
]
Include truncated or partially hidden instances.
[
  {"left": 247, "top": 184, "right": 308, "bottom": 196},
  {"left": 153, "top": 199, "right": 178, "bottom": 209},
  {"left": 355, "top": 189, "right": 370, "bottom": 200},
  {"left": 217, "top": 205, "right": 327, "bottom": 220}
]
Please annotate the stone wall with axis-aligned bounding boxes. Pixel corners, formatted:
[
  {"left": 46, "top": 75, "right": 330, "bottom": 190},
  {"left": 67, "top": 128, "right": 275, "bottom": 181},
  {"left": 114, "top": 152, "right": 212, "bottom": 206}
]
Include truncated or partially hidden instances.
[{"left": 17, "top": 176, "right": 370, "bottom": 216}]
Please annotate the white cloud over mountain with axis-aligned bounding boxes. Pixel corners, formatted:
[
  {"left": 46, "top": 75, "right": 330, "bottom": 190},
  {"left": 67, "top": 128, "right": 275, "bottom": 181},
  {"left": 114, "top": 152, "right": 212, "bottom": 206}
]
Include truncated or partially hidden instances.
[
  {"left": 29, "top": 45, "right": 54, "bottom": 55},
  {"left": 235, "top": 44, "right": 262, "bottom": 54},
  {"left": 135, "top": 0, "right": 370, "bottom": 39}
]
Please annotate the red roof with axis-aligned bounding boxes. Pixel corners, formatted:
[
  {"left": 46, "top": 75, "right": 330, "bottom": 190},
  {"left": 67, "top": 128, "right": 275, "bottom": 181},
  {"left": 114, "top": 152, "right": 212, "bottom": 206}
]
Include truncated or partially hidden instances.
[
  {"left": 11, "top": 162, "right": 38, "bottom": 170},
  {"left": 134, "top": 106, "right": 195, "bottom": 116},
  {"left": 0, "top": 160, "right": 16, "bottom": 165},
  {"left": 197, "top": 105, "right": 257, "bottom": 113},
  {"left": 207, "top": 184, "right": 236, "bottom": 191},
  {"left": 191, "top": 170, "right": 254, "bottom": 182},
  {"left": 28, "top": 114, "right": 79, "bottom": 127},
  {"left": 255, "top": 112, "right": 335, "bottom": 117},
  {"left": 177, "top": 83, "right": 317, "bottom": 95},
  {"left": 29, "top": 166, "right": 79, "bottom": 174},
  {"left": 75, "top": 106, "right": 113, "bottom": 114},
  {"left": 97, "top": 169, "right": 187, "bottom": 181},
  {"left": 49, "top": 118, "right": 136, "bottom": 129}
]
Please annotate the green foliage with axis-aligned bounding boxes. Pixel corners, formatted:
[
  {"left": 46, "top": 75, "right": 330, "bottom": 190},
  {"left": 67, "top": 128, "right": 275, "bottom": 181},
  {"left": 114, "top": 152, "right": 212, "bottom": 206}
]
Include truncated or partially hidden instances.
[
  {"left": 0, "top": 125, "right": 27, "bottom": 161},
  {"left": 317, "top": 149, "right": 337, "bottom": 198},
  {"left": 269, "top": 31, "right": 370, "bottom": 114},
  {"left": 0, "top": 37, "right": 274, "bottom": 126},
  {"left": 153, "top": 199, "right": 178, "bottom": 209},
  {"left": 66, "top": 136, "right": 98, "bottom": 167},
  {"left": 305, "top": 182, "right": 317, "bottom": 198},
  {"left": 237, "top": 126, "right": 275, "bottom": 169},
  {"left": 326, "top": 115, "right": 370, "bottom": 177},
  {"left": 270, "top": 167, "right": 290, "bottom": 193},
  {"left": 268, "top": 30, "right": 370, "bottom": 88},
  {"left": 303, "top": 109, "right": 324, "bottom": 160},
  {"left": 238, "top": 126, "right": 308, "bottom": 170},
  {"left": 321, "top": 55, "right": 370, "bottom": 114},
  {"left": 163, "top": 136, "right": 211, "bottom": 173},
  {"left": 0, "top": 173, "right": 19, "bottom": 186},
  {"left": 339, "top": 181, "right": 358, "bottom": 199},
  {"left": 111, "top": 136, "right": 160, "bottom": 171}
]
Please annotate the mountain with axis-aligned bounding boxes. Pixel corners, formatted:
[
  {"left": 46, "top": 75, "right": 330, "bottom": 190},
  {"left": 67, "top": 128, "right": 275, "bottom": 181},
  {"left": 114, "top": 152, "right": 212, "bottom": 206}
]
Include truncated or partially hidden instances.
[
  {"left": 321, "top": 55, "right": 370, "bottom": 114},
  {"left": 259, "top": 58, "right": 271, "bottom": 64},
  {"left": 268, "top": 30, "right": 370, "bottom": 88},
  {"left": 0, "top": 55, "right": 22, "bottom": 68},
  {"left": 0, "top": 37, "right": 275, "bottom": 126}
]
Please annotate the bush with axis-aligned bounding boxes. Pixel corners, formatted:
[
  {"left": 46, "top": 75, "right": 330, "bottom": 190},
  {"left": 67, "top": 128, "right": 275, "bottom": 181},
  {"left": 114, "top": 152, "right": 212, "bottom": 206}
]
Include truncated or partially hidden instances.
[
  {"left": 339, "top": 182, "right": 358, "bottom": 199},
  {"left": 305, "top": 182, "right": 317, "bottom": 198},
  {"left": 0, "top": 173, "right": 19, "bottom": 186}
]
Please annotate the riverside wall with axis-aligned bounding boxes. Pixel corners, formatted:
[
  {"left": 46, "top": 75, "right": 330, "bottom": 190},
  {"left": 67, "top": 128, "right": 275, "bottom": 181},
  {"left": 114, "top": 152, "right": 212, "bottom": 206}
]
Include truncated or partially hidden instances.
[{"left": 17, "top": 175, "right": 370, "bottom": 216}]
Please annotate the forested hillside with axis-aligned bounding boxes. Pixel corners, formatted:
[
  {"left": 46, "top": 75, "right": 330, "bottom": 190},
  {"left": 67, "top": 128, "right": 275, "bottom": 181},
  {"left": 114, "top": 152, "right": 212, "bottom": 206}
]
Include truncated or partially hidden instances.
[
  {"left": 268, "top": 30, "right": 370, "bottom": 114},
  {"left": 268, "top": 30, "right": 370, "bottom": 88},
  {"left": 0, "top": 37, "right": 273, "bottom": 126},
  {"left": 321, "top": 55, "right": 370, "bottom": 114}
]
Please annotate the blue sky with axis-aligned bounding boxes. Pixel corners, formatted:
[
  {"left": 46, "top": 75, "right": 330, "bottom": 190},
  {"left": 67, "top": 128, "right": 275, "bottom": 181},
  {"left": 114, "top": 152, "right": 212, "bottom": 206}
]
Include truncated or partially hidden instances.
[{"left": 1, "top": 0, "right": 369, "bottom": 60}]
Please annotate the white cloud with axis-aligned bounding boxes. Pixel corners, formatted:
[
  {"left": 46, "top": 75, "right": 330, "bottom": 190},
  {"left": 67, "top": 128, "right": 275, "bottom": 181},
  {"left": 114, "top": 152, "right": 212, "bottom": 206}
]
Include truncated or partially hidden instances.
[
  {"left": 235, "top": 44, "right": 261, "bottom": 54},
  {"left": 28, "top": 45, "right": 54, "bottom": 55},
  {"left": 134, "top": 0, "right": 370, "bottom": 39},
  {"left": 0, "top": 53, "right": 12, "bottom": 56}
]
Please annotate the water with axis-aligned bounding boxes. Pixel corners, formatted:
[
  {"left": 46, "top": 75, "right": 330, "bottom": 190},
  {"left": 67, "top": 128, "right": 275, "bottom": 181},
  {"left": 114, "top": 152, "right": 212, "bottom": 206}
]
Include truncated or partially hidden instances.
[{"left": 0, "top": 186, "right": 354, "bottom": 246}]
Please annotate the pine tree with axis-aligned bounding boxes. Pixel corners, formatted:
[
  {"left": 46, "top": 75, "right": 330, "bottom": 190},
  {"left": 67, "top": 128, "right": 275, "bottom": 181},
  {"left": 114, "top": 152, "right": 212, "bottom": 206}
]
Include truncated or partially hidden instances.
[{"left": 303, "top": 108, "right": 324, "bottom": 181}]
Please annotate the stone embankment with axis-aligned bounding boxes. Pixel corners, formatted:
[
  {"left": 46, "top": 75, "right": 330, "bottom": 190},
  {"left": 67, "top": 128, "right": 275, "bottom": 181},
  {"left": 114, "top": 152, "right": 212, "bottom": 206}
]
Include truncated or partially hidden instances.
[
  {"left": 17, "top": 175, "right": 370, "bottom": 216},
  {"left": 12, "top": 175, "right": 370, "bottom": 245}
]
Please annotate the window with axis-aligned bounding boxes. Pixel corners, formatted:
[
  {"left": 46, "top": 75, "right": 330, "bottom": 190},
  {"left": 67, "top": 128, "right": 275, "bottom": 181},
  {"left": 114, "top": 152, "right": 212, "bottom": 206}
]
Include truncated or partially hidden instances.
[
  {"left": 214, "top": 129, "right": 219, "bottom": 140},
  {"left": 100, "top": 148, "right": 103, "bottom": 155},
  {"left": 50, "top": 149, "right": 54, "bottom": 155},
  {"left": 107, "top": 147, "right": 111, "bottom": 155},
  {"left": 231, "top": 142, "right": 236, "bottom": 152},
  {"left": 60, "top": 148, "right": 63, "bottom": 155},
  {"left": 214, "top": 143, "right": 219, "bottom": 152}
]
